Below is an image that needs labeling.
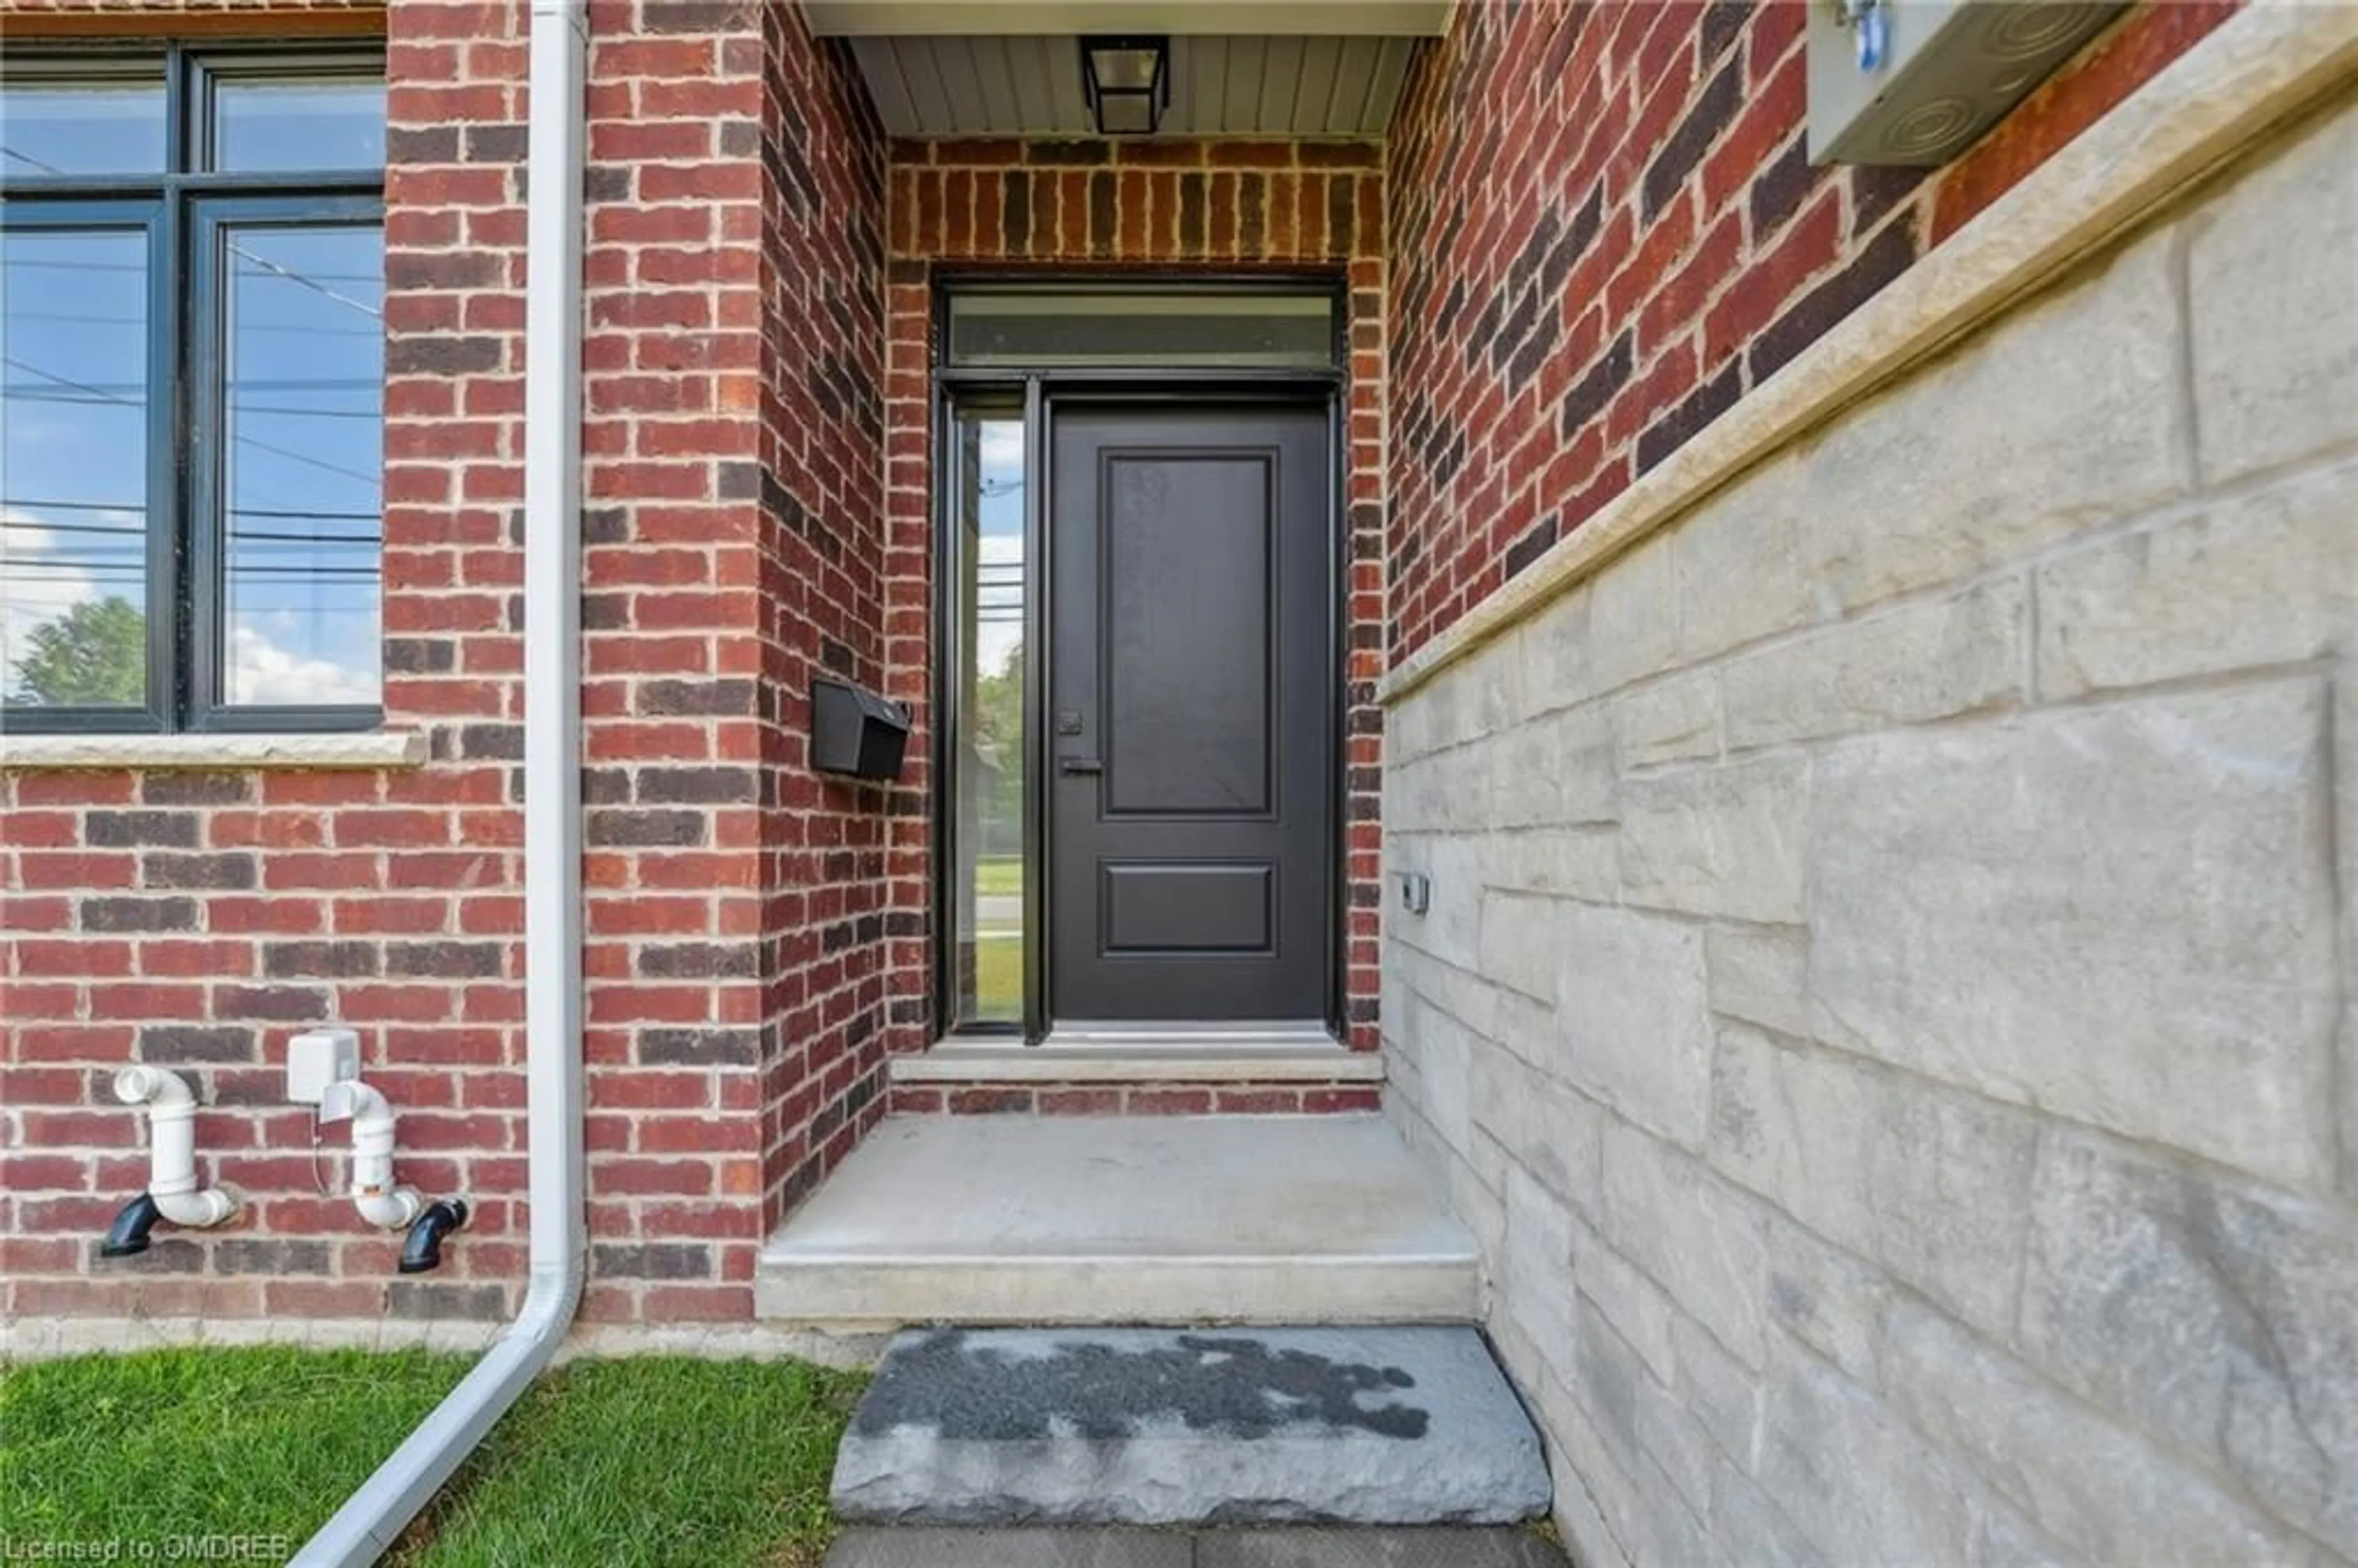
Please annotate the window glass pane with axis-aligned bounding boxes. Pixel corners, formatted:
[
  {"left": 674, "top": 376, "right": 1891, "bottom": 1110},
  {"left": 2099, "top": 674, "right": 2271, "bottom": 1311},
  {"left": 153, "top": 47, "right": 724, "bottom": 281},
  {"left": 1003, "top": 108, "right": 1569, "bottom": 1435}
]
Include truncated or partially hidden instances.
[
  {"left": 947, "top": 292, "right": 1336, "bottom": 368},
  {"left": 0, "top": 225, "right": 151, "bottom": 709},
  {"left": 220, "top": 222, "right": 383, "bottom": 708},
  {"left": 952, "top": 406, "right": 1027, "bottom": 1027},
  {"left": 0, "top": 79, "right": 167, "bottom": 176},
  {"left": 213, "top": 77, "right": 385, "bottom": 172}
]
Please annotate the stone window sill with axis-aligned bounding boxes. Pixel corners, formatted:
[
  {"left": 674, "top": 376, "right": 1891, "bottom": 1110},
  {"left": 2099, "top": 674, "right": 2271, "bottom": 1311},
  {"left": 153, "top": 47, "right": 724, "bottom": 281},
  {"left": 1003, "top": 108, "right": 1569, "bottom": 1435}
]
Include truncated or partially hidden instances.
[{"left": 0, "top": 730, "right": 429, "bottom": 771}]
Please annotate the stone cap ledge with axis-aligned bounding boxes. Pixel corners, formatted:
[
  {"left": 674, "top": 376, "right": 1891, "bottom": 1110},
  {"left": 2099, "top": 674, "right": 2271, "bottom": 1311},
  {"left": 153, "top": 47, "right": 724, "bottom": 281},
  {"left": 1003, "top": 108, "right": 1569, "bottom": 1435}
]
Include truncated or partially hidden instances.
[{"left": 0, "top": 730, "right": 429, "bottom": 771}]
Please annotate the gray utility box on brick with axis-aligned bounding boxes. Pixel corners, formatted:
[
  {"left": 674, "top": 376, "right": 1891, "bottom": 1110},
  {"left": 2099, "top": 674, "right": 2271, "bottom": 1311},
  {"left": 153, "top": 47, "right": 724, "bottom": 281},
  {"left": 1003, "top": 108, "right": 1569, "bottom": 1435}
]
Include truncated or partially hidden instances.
[{"left": 1808, "top": 0, "right": 2126, "bottom": 165}]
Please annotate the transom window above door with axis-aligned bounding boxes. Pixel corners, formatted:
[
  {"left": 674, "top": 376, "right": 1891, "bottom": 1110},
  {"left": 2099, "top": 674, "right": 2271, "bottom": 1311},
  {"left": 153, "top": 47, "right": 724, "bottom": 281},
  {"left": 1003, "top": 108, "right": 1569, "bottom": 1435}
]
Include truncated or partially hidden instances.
[
  {"left": 0, "top": 45, "right": 386, "bottom": 734},
  {"left": 944, "top": 288, "right": 1340, "bottom": 370}
]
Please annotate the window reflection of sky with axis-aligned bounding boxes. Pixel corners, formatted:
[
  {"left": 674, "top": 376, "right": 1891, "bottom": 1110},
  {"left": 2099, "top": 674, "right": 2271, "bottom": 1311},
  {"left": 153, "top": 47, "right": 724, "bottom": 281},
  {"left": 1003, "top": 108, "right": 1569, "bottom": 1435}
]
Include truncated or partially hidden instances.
[
  {"left": 0, "top": 85, "right": 166, "bottom": 175},
  {"left": 975, "top": 419, "right": 1024, "bottom": 677},
  {"left": 1, "top": 228, "right": 155, "bottom": 704},
  {"left": 1, "top": 215, "right": 384, "bottom": 708},
  {"left": 223, "top": 225, "right": 385, "bottom": 706},
  {"left": 1, "top": 79, "right": 386, "bottom": 712}
]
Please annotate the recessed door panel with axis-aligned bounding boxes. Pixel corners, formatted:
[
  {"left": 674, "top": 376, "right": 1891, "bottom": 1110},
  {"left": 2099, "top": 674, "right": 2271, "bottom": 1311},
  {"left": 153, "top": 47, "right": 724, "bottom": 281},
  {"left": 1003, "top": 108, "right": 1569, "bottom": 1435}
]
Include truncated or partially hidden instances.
[
  {"left": 1102, "top": 862, "right": 1275, "bottom": 954},
  {"left": 1049, "top": 402, "right": 1331, "bottom": 1022},
  {"left": 1103, "top": 454, "right": 1275, "bottom": 818}
]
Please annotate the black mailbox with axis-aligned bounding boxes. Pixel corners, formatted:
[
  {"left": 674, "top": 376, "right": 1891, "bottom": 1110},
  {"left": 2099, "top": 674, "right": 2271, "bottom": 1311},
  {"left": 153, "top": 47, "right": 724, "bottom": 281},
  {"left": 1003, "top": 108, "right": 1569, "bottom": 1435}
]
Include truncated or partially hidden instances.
[{"left": 810, "top": 677, "right": 909, "bottom": 782}]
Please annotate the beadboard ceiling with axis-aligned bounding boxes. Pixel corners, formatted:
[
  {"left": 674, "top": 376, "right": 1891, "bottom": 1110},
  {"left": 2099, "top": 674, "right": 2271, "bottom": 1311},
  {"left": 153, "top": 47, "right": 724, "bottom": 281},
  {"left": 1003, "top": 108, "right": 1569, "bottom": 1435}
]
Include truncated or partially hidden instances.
[
  {"left": 801, "top": 2, "right": 1450, "bottom": 37},
  {"left": 843, "top": 33, "right": 1422, "bottom": 138}
]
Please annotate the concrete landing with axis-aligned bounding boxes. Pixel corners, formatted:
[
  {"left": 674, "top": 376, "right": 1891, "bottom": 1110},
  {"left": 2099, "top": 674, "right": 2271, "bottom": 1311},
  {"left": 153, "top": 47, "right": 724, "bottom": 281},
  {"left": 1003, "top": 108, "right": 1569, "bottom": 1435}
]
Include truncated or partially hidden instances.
[
  {"left": 757, "top": 1116, "right": 1478, "bottom": 1327},
  {"left": 825, "top": 1528, "right": 1570, "bottom": 1567},
  {"left": 830, "top": 1325, "right": 1552, "bottom": 1527}
]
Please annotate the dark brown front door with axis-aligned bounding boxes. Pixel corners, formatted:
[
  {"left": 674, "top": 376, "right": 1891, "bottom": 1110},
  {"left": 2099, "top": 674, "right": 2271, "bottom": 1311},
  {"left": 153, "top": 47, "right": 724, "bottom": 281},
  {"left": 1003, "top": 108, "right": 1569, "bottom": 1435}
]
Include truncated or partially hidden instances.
[{"left": 1046, "top": 400, "right": 1333, "bottom": 1023}]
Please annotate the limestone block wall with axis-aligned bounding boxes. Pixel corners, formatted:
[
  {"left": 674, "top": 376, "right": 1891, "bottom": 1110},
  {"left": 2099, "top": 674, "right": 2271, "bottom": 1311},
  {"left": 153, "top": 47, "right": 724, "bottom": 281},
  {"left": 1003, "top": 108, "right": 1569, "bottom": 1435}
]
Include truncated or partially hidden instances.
[{"left": 1381, "top": 99, "right": 2357, "bottom": 1568}]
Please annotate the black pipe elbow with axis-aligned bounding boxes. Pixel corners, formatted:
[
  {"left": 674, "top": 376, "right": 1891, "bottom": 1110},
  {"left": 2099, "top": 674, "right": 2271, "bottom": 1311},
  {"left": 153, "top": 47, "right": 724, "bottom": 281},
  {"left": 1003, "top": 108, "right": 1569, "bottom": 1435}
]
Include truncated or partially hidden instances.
[
  {"left": 398, "top": 1198, "right": 470, "bottom": 1274},
  {"left": 102, "top": 1192, "right": 163, "bottom": 1259}
]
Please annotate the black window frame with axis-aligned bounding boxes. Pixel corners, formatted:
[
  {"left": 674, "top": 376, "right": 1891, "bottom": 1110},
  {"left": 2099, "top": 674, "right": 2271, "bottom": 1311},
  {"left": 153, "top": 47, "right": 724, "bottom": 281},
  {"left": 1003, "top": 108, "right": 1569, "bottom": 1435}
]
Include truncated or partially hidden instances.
[{"left": 0, "top": 41, "right": 387, "bottom": 735}]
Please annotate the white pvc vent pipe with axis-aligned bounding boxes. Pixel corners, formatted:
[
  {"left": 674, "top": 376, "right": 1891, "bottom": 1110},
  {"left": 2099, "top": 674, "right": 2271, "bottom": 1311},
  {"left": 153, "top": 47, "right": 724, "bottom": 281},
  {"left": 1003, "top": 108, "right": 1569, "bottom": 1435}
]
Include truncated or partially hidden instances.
[
  {"left": 114, "top": 1065, "right": 238, "bottom": 1228},
  {"left": 319, "top": 1079, "right": 425, "bottom": 1230}
]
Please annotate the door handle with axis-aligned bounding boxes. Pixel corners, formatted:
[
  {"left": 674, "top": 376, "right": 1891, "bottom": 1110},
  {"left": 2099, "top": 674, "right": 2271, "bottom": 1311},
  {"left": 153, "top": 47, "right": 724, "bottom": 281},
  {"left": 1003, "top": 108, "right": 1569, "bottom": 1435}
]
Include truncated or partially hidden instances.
[{"left": 1059, "top": 757, "right": 1105, "bottom": 775}]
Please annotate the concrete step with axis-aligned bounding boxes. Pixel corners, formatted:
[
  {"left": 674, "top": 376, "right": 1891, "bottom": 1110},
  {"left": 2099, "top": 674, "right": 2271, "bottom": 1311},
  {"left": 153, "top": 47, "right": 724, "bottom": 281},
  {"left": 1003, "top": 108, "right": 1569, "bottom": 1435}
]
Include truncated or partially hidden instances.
[
  {"left": 889, "top": 1033, "right": 1385, "bottom": 1086},
  {"left": 826, "top": 1527, "right": 1571, "bottom": 1567},
  {"left": 757, "top": 1115, "right": 1477, "bottom": 1328},
  {"left": 830, "top": 1325, "right": 1552, "bottom": 1527}
]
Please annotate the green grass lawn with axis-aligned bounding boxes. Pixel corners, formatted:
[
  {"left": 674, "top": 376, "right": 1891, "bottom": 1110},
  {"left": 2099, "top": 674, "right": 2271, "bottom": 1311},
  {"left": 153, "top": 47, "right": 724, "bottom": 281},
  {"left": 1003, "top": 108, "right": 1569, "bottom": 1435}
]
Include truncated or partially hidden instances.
[
  {"left": 1, "top": 1347, "right": 865, "bottom": 1568},
  {"left": 973, "top": 933, "right": 1024, "bottom": 1020},
  {"left": 974, "top": 856, "right": 1023, "bottom": 899}
]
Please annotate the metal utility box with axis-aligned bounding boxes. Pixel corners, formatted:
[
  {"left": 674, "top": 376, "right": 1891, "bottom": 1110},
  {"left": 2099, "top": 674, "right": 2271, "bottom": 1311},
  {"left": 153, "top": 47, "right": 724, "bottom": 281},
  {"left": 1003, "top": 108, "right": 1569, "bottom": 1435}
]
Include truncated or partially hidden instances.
[
  {"left": 1808, "top": 1, "right": 2126, "bottom": 166},
  {"left": 811, "top": 677, "right": 911, "bottom": 782}
]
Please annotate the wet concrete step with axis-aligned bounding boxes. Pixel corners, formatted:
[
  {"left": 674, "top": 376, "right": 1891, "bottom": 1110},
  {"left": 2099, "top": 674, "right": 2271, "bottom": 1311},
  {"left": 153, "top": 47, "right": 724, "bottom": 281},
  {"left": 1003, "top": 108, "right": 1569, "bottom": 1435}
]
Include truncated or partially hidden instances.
[{"left": 830, "top": 1325, "right": 1552, "bottom": 1528}]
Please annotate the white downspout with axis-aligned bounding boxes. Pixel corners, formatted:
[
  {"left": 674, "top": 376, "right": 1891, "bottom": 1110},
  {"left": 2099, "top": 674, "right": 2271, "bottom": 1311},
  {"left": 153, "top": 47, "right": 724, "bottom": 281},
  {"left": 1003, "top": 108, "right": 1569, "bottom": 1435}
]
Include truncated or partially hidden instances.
[
  {"left": 292, "top": 0, "right": 586, "bottom": 1560},
  {"left": 114, "top": 1066, "right": 239, "bottom": 1228}
]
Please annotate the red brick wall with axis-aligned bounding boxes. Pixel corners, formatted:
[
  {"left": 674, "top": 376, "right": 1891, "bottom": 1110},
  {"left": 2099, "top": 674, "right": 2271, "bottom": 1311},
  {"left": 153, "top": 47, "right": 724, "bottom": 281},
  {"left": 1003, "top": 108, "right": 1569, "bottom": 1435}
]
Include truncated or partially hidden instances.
[
  {"left": 1384, "top": 0, "right": 2238, "bottom": 659},
  {"left": 0, "top": 0, "right": 888, "bottom": 1329},
  {"left": 741, "top": 0, "right": 893, "bottom": 1238},
  {"left": 876, "top": 139, "right": 1391, "bottom": 1094},
  {"left": 574, "top": 0, "right": 889, "bottom": 1321},
  {"left": 0, "top": 0, "right": 529, "bottom": 1327}
]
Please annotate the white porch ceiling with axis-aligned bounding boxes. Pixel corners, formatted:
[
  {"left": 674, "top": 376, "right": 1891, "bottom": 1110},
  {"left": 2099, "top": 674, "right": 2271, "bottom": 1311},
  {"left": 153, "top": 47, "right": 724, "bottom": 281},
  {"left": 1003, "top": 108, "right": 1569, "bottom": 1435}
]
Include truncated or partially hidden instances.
[
  {"left": 846, "top": 33, "right": 1420, "bottom": 138},
  {"left": 802, "top": 2, "right": 1450, "bottom": 37}
]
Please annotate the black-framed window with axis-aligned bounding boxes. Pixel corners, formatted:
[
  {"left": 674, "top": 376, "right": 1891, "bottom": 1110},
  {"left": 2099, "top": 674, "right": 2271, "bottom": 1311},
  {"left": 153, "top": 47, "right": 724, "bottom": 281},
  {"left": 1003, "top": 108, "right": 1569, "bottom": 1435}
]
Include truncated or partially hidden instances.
[
  {"left": 943, "top": 287, "right": 1342, "bottom": 370},
  {"left": 0, "top": 44, "right": 386, "bottom": 734}
]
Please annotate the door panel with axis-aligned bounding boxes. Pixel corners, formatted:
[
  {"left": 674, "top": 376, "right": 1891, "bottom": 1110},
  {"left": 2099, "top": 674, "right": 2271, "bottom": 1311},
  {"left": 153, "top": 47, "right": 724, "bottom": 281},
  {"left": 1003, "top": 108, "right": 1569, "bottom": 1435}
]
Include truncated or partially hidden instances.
[
  {"left": 1049, "top": 402, "right": 1331, "bottom": 1022},
  {"left": 1103, "top": 454, "right": 1274, "bottom": 818},
  {"left": 1102, "top": 862, "right": 1275, "bottom": 953}
]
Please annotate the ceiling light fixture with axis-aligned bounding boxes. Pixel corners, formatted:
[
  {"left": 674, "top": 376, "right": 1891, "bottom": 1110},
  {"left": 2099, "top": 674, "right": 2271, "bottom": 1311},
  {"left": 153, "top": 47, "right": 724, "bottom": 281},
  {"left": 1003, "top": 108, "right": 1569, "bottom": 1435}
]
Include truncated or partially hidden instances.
[{"left": 1080, "top": 36, "right": 1170, "bottom": 136}]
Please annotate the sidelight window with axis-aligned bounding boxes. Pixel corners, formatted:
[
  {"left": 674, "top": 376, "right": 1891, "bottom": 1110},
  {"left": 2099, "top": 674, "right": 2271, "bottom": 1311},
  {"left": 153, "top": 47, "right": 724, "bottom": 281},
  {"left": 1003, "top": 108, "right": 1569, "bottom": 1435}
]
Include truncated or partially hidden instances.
[{"left": 946, "top": 400, "right": 1030, "bottom": 1028}]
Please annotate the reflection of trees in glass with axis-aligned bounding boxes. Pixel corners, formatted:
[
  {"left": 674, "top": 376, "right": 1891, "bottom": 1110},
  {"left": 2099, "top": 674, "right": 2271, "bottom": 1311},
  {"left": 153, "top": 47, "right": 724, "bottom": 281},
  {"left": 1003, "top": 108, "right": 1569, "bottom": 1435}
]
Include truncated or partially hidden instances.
[
  {"left": 973, "top": 640, "right": 1024, "bottom": 857},
  {"left": 11, "top": 595, "right": 143, "bottom": 705}
]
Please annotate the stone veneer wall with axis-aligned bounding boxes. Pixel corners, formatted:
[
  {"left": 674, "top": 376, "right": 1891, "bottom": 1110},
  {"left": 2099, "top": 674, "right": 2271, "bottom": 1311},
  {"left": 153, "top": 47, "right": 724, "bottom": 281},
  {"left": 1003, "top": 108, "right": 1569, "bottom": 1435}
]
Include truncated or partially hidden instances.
[{"left": 1381, "top": 101, "right": 2357, "bottom": 1567}]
